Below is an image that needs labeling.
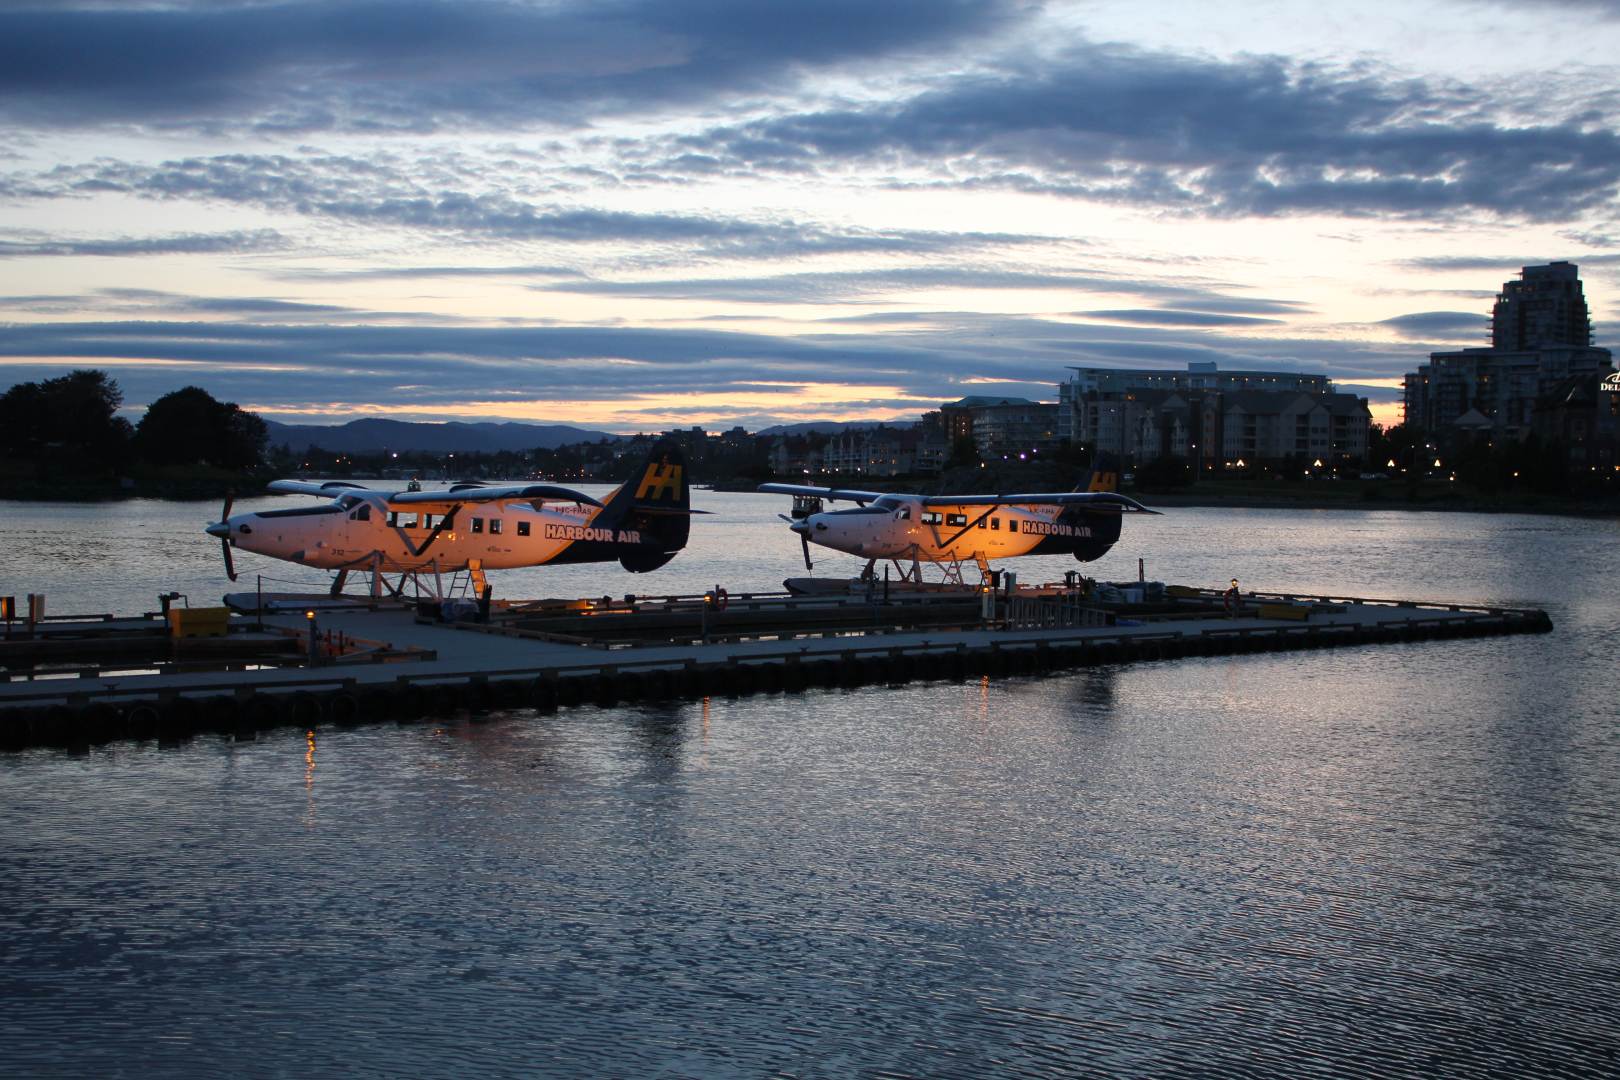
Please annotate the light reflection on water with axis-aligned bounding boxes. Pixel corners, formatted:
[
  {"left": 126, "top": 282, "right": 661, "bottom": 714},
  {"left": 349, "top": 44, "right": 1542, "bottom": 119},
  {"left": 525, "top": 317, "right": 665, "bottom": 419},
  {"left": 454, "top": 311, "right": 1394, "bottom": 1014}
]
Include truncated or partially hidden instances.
[{"left": 1, "top": 498, "right": 1618, "bottom": 1076}]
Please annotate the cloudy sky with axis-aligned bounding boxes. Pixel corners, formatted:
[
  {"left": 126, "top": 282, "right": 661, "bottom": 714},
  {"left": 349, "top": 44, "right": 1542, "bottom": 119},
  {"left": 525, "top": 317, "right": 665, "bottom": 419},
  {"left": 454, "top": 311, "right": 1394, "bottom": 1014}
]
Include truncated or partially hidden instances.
[{"left": 2, "top": 0, "right": 1617, "bottom": 431}]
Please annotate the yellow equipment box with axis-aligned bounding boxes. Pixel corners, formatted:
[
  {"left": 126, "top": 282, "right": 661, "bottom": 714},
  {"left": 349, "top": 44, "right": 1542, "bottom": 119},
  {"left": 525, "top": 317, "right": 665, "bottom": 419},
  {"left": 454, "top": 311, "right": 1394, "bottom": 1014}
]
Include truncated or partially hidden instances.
[{"left": 167, "top": 607, "right": 231, "bottom": 638}]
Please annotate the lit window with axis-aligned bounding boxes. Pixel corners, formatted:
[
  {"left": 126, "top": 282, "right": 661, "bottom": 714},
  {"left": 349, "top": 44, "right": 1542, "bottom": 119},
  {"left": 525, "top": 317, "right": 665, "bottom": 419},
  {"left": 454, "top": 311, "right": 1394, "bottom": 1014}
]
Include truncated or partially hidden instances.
[
  {"left": 489, "top": 518, "right": 502, "bottom": 535},
  {"left": 517, "top": 521, "right": 530, "bottom": 537},
  {"left": 471, "top": 517, "right": 483, "bottom": 534}
]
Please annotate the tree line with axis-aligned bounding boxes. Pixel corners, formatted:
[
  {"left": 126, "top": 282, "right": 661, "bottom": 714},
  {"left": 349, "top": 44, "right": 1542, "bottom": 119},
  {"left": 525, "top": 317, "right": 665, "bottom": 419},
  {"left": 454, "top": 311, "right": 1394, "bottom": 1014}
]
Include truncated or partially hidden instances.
[{"left": 0, "top": 370, "right": 267, "bottom": 495}]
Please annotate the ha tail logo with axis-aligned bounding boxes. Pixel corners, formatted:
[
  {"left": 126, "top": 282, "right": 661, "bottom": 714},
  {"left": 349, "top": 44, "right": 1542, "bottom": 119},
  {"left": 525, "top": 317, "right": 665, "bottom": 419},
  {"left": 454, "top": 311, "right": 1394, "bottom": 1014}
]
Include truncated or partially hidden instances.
[
  {"left": 635, "top": 459, "right": 683, "bottom": 501},
  {"left": 1602, "top": 372, "right": 1620, "bottom": 392}
]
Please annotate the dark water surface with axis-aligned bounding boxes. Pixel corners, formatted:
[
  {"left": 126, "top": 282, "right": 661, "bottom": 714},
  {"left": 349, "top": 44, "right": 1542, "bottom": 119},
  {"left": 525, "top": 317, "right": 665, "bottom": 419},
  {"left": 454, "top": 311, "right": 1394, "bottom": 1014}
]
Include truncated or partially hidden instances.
[{"left": 2, "top": 498, "right": 1617, "bottom": 1077}]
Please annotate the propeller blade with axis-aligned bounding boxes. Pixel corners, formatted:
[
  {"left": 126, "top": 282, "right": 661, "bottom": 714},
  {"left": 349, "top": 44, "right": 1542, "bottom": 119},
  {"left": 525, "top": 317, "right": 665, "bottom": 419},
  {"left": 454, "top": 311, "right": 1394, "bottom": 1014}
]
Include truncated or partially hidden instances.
[
  {"left": 220, "top": 490, "right": 237, "bottom": 580},
  {"left": 801, "top": 531, "right": 813, "bottom": 571}
]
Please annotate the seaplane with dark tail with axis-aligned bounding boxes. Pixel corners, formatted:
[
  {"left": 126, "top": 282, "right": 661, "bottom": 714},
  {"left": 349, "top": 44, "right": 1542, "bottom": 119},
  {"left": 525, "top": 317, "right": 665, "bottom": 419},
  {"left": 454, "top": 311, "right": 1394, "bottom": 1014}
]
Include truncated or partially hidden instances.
[
  {"left": 206, "top": 439, "right": 696, "bottom": 598},
  {"left": 759, "top": 458, "right": 1157, "bottom": 585}
]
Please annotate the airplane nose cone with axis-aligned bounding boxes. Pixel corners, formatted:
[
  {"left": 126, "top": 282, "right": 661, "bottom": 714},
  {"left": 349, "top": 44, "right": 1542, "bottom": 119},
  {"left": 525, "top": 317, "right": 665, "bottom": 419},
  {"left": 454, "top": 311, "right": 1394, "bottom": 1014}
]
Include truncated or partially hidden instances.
[
  {"left": 788, "top": 518, "right": 810, "bottom": 534},
  {"left": 206, "top": 521, "right": 230, "bottom": 538}
]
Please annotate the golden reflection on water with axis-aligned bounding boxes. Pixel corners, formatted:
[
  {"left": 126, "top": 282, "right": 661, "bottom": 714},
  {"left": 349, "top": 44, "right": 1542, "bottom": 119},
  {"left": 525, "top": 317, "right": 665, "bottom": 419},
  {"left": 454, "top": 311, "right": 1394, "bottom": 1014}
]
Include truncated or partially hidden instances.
[{"left": 304, "top": 730, "right": 317, "bottom": 829}]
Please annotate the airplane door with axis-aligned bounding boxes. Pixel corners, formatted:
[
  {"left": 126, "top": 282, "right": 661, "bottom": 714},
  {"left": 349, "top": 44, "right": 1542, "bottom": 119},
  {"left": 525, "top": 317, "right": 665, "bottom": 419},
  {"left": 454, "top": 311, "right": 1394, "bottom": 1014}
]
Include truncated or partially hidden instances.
[{"left": 338, "top": 501, "right": 373, "bottom": 557}]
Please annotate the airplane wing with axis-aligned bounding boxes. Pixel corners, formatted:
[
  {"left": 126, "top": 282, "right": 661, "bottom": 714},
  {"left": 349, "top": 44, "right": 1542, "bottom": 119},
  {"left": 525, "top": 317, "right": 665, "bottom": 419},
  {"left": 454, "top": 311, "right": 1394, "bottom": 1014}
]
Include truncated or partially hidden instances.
[
  {"left": 757, "top": 483, "right": 891, "bottom": 504},
  {"left": 267, "top": 479, "right": 375, "bottom": 497},
  {"left": 389, "top": 482, "right": 604, "bottom": 508},
  {"left": 921, "top": 491, "right": 1160, "bottom": 513}
]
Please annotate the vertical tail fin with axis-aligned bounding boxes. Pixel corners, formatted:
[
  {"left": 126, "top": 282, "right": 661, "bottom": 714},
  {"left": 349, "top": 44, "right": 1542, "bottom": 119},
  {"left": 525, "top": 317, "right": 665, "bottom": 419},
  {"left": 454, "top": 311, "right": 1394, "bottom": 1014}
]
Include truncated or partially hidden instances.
[
  {"left": 1077, "top": 452, "right": 1120, "bottom": 493},
  {"left": 1062, "top": 452, "right": 1124, "bottom": 560},
  {"left": 604, "top": 439, "right": 691, "bottom": 572}
]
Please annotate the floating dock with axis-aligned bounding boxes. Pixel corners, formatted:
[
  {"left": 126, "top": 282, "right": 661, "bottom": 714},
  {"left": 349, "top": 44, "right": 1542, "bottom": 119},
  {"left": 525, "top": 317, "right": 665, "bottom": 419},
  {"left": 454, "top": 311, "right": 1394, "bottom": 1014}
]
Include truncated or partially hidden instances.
[{"left": 0, "top": 583, "right": 1552, "bottom": 751}]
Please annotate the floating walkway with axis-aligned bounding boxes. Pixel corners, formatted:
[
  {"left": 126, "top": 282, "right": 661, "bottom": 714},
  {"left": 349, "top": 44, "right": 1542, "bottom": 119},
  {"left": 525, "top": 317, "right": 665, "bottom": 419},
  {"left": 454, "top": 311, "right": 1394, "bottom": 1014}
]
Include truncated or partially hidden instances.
[{"left": 0, "top": 583, "right": 1552, "bottom": 751}]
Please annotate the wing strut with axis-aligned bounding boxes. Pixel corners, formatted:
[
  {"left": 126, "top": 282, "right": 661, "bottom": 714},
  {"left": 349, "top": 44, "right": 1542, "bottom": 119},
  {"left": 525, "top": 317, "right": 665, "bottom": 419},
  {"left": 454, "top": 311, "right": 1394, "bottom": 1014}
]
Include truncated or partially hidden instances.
[
  {"left": 406, "top": 506, "right": 461, "bottom": 558},
  {"left": 937, "top": 505, "right": 999, "bottom": 549}
]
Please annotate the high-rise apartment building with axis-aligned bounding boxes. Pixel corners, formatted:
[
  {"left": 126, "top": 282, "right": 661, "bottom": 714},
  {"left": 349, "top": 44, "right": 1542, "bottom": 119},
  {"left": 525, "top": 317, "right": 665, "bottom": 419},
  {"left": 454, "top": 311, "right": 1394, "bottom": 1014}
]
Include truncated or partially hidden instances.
[
  {"left": 1491, "top": 260, "right": 1594, "bottom": 351},
  {"left": 1404, "top": 262, "right": 1611, "bottom": 441}
]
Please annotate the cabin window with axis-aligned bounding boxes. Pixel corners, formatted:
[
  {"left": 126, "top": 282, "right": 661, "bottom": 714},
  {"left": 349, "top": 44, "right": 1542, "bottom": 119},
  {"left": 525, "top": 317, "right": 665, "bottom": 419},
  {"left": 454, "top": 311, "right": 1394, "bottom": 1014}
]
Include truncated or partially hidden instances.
[
  {"left": 349, "top": 505, "right": 370, "bottom": 522},
  {"left": 489, "top": 518, "right": 503, "bottom": 535},
  {"left": 991, "top": 518, "right": 1000, "bottom": 530},
  {"left": 899, "top": 508, "right": 911, "bottom": 520},
  {"left": 387, "top": 511, "right": 400, "bottom": 528},
  {"left": 921, "top": 511, "right": 942, "bottom": 525},
  {"left": 946, "top": 513, "right": 967, "bottom": 527},
  {"left": 976, "top": 518, "right": 986, "bottom": 529},
  {"left": 471, "top": 517, "right": 483, "bottom": 534},
  {"left": 516, "top": 521, "right": 530, "bottom": 537}
]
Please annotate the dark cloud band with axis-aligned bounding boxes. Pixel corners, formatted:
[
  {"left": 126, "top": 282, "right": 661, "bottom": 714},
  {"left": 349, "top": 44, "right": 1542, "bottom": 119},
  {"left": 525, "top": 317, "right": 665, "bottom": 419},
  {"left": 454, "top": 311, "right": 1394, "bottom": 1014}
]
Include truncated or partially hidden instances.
[{"left": 0, "top": 313, "right": 1418, "bottom": 423}]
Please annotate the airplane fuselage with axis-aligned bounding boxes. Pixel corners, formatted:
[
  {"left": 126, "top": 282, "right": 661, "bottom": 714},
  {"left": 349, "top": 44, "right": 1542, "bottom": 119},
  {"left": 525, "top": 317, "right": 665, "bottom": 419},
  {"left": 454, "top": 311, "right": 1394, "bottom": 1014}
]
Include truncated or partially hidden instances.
[
  {"left": 800, "top": 497, "right": 1112, "bottom": 563},
  {"left": 224, "top": 494, "right": 650, "bottom": 573}
]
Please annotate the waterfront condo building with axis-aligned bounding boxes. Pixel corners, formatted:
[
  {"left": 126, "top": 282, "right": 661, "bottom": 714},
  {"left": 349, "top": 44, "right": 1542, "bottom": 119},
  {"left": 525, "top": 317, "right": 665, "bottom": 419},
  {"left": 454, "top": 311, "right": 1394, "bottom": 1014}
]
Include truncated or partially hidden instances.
[
  {"left": 1058, "top": 362, "right": 1369, "bottom": 470},
  {"left": 939, "top": 397, "right": 1063, "bottom": 460}
]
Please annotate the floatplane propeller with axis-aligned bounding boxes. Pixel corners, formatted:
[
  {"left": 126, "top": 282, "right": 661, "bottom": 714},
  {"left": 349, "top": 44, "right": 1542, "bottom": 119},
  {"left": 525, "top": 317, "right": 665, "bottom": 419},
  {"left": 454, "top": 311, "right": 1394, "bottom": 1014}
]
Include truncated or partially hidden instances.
[
  {"left": 778, "top": 513, "right": 813, "bottom": 569},
  {"left": 206, "top": 492, "right": 238, "bottom": 582}
]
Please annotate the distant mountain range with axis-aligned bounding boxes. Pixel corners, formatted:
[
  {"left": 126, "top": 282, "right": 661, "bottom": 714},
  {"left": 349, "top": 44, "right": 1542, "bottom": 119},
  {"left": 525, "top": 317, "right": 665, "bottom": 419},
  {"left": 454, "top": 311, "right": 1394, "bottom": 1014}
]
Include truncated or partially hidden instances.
[
  {"left": 263, "top": 418, "right": 621, "bottom": 454},
  {"left": 754, "top": 420, "right": 915, "bottom": 436},
  {"left": 261, "top": 416, "right": 915, "bottom": 453}
]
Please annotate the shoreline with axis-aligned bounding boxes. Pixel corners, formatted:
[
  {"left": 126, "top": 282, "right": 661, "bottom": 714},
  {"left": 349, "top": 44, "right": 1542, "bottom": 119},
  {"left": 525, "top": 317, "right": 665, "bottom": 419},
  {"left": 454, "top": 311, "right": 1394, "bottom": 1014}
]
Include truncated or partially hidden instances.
[
  {"left": 5, "top": 480, "right": 1615, "bottom": 520},
  {"left": 1123, "top": 491, "right": 1620, "bottom": 517},
  {"left": 717, "top": 477, "right": 1619, "bottom": 519}
]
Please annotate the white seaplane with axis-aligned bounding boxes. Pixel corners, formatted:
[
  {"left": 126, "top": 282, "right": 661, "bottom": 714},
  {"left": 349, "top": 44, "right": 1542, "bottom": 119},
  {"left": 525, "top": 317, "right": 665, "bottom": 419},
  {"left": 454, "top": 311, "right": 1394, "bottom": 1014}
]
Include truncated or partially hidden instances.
[
  {"left": 759, "top": 459, "right": 1157, "bottom": 584},
  {"left": 207, "top": 439, "right": 695, "bottom": 597}
]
